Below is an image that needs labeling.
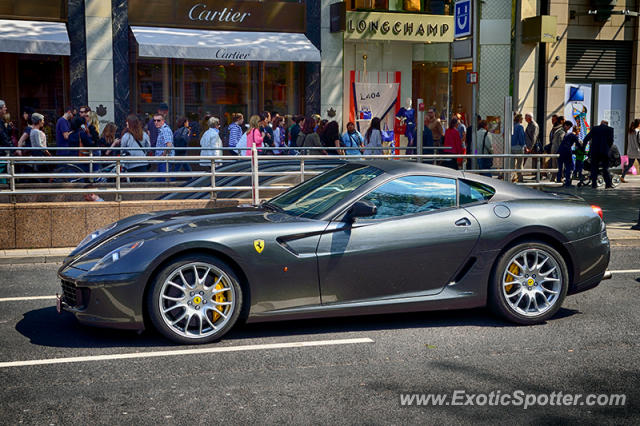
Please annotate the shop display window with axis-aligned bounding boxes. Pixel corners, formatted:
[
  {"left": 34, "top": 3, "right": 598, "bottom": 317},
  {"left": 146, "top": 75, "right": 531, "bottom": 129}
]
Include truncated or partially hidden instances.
[
  {"left": 132, "top": 58, "right": 302, "bottom": 128},
  {"left": 412, "top": 60, "right": 472, "bottom": 124}
]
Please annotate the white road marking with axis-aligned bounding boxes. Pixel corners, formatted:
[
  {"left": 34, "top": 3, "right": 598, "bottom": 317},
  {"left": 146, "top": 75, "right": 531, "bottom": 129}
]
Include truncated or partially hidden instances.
[
  {"left": 0, "top": 295, "right": 57, "bottom": 302},
  {"left": 0, "top": 338, "right": 374, "bottom": 369},
  {"left": 609, "top": 269, "right": 640, "bottom": 274}
]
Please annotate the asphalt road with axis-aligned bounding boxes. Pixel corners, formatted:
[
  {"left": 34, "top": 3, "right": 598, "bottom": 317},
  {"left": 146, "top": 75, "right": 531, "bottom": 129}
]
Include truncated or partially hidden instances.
[{"left": 1, "top": 245, "right": 639, "bottom": 425}]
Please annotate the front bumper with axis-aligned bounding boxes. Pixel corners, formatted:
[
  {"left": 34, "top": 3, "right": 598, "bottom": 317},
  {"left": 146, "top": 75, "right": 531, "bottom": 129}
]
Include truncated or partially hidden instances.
[{"left": 57, "top": 266, "right": 146, "bottom": 330}]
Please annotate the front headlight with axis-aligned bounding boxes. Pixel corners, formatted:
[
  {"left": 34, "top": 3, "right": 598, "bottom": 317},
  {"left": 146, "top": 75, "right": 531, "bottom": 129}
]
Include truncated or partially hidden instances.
[
  {"left": 77, "top": 222, "right": 118, "bottom": 249},
  {"left": 90, "top": 240, "right": 144, "bottom": 272}
]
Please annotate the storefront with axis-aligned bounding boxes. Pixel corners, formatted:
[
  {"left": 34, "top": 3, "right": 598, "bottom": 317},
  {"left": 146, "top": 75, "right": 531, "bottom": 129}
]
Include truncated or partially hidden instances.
[
  {"left": 127, "top": 0, "right": 320, "bottom": 128},
  {"left": 340, "top": 9, "right": 455, "bottom": 145},
  {"left": 0, "top": 0, "right": 70, "bottom": 137}
]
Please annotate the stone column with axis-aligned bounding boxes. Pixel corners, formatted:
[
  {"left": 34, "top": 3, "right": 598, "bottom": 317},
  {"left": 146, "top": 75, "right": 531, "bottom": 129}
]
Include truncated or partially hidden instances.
[
  {"left": 305, "top": 0, "right": 321, "bottom": 115},
  {"left": 543, "top": 2, "right": 568, "bottom": 143},
  {"left": 513, "top": 0, "right": 539, "bottom": 116},
  {"left": 111, "top": 0, "right": 130, "bottom": 130},
  {"left": 320, "top": 0, "right": 344, "bottom": 122},
  {"left": 68, "top": 0, "right": 88, "bottom": 108},
  {"left": 84, "top": 0, "right": 115, "bottom": 127}
]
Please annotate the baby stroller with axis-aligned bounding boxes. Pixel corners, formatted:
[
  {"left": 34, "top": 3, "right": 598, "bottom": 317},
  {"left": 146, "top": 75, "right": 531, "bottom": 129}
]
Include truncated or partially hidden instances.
[{"left": 580, "top": 144, "right": 621, "bottom": 188}]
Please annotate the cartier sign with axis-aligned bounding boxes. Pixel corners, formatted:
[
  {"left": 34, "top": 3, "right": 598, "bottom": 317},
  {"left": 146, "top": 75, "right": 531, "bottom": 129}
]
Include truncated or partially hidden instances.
[
  {"left": 344, "top": 11, "right": 454, "bottom": 43},
  {"left": 129, "top": 0, "right": 306, "bottom": 33}
]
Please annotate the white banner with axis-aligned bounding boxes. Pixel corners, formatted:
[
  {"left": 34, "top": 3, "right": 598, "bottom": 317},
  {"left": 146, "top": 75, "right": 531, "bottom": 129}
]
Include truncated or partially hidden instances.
[{"left": 353, "top": 82, "right": 399, "bottom": 135}]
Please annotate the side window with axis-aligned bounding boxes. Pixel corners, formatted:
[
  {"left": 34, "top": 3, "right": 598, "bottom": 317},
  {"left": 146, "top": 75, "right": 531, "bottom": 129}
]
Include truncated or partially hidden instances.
[
  {"left": 361, "top": 175, "right": 457, "bottom": 219},
  {"left": 459, "top": 179, "right": 496, "bottom": 205}
]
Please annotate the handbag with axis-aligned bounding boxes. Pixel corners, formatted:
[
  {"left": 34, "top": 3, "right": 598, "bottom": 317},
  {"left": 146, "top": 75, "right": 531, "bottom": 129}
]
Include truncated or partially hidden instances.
[
  {"left": 381, "top": 123, "right": 395, "bottom": 142},
  {"left": 236, "top": 131, "right": 248, "bottom": 155},
  {"left": 482, "top": 131, "right": 493, "bottom": 168}
]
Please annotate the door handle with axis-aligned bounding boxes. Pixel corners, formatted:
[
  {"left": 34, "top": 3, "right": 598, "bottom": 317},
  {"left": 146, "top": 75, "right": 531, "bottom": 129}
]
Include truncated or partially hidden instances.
[{"left": 455, "top": 217, "right": 472, "bottom": 227}]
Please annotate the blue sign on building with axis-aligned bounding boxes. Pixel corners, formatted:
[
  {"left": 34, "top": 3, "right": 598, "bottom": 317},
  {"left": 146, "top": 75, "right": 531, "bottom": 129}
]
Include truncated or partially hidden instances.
[{"left": 454, "top": 0, "right": 472, "bottom": 38}]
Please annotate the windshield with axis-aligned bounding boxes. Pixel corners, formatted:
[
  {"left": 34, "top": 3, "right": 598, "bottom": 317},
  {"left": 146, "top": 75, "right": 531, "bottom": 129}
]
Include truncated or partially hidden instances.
[{"left": 267, "top": 164, "right": 384, "bottom": 218}]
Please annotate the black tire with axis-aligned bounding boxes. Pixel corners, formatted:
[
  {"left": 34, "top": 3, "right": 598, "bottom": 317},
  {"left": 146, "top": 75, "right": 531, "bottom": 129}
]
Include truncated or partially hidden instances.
[
  {"left": 147, "top": 254, "right": 243, "bottom": 344},
  {"left": 489, "top": 241, "right": 569, "bottom": 325}
]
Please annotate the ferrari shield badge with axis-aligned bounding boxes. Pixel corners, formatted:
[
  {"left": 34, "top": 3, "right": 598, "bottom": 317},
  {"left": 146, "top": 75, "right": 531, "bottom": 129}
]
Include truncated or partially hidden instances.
[{"left": 254, "top": 239, "right": 265, "bottom": 254}]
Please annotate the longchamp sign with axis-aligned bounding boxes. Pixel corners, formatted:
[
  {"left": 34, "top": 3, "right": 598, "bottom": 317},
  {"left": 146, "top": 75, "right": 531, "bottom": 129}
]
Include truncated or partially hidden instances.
[
  {"left": 129, "top": 0, "right": 306, "bottom": 33},
  {"left": 344, "top": 11, "right": 454, "bottom": 43}
]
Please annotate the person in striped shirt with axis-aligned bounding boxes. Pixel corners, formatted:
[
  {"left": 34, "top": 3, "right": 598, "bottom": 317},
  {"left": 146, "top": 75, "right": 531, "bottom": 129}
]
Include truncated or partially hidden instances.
[{"left": 228, "top": 113, "right": 244, "bottom": 155}]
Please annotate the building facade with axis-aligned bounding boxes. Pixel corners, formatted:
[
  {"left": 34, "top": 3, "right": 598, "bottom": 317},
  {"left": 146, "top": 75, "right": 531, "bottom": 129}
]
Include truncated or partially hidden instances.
[{"left": 1, "top": 0, "right": 638, "bottom": 158}]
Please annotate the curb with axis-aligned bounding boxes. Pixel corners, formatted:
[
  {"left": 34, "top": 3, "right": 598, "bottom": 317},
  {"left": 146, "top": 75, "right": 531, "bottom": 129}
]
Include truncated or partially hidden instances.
[{"left": 0, "top": 255, "right": 69, "bottom": 265}]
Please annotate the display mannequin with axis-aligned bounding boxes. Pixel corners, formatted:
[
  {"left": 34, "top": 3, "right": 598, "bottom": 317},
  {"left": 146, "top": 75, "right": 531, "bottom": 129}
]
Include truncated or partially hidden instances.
[{"left": 396, "top": 98, "right": 416, "bottom": 154}]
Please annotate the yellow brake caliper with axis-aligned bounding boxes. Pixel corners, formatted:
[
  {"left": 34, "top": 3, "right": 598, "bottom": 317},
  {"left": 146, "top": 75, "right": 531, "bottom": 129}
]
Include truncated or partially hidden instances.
[
  {"left": 211, "top": 281, "right": 227, "bottom": 322},
  {"left": 505, "top": 263, "right": 520, "bottom": 293}
]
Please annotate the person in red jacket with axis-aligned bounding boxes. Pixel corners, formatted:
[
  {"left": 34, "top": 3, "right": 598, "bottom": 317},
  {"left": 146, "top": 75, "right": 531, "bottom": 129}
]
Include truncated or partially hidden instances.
[{"left": 443, "top": 117, "right": 465, "bottom": 170}]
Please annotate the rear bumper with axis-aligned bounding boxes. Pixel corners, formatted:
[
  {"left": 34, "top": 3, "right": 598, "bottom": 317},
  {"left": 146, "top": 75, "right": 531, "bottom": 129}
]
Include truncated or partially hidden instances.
[{"left": 565, "top": 230, "right": 610, "bottom": 295}]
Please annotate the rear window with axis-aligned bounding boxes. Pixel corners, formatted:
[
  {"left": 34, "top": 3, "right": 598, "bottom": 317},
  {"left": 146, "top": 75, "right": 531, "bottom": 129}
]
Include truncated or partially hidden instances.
[{"left": 459, "top": 179, "right": 495, "bottom": 205}]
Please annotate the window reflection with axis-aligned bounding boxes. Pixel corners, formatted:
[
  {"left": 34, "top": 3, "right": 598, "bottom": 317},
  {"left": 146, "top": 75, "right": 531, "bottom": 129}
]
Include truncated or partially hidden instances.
[
  {"left": 133, "top": 58, "right": 302, "bottom": 127},
  {"left": 363, "top": 175, "right": 456, "bottom": 219}
]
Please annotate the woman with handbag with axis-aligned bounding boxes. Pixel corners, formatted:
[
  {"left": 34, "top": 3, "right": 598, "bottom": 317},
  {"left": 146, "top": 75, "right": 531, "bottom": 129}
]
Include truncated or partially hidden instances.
[
  {"left": 321, "top": 121, "right": 342, "bottom": 155},
  {"left": 112, "top": 114, "right": 150, "bottom": 179},
  {"left": 296, "top": 116, "right": 325, "bottom": 155},
  {"left": 621, "top": 118, "right": 640, "bottom": 183},
  {"left": 363, "top": 117, "right": 383, "bottom": 156},
  {"left": 243, "top": 115, "right": 263, "bottom": 156},
  {"left": 477, "top": 120, "right": 493, "bottom": 176}
]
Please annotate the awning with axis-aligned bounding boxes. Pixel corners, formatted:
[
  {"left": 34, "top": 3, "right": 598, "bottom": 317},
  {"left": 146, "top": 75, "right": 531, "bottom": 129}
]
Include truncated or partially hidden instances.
[
  {"left": 131, "top": 26, "right": 320, "bottom": 62},
  {"left": 0, "top": 19, "right": 70, "bottom": 55}
]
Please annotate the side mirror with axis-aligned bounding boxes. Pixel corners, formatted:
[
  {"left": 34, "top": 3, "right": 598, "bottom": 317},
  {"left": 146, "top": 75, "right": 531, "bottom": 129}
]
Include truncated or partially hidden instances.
[{"left": 347, "top": 200, "right": 377, "bottom": 221}]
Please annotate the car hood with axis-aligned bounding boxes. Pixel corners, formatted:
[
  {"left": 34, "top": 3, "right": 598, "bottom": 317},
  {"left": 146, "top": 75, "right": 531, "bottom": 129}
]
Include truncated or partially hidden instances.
[{"left": 64, "top": 206, "right": 304, "bottom": 270}]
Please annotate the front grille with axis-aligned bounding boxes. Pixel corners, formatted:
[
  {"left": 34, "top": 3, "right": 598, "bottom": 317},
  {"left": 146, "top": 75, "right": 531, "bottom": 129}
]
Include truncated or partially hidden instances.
[{"left": 61, "top": 280, "right": 87, "bottom": 308}]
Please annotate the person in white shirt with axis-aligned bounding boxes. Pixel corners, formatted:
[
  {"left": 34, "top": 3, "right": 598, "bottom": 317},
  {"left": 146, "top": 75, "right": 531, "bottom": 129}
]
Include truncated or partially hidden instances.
[{"left": 200, "top": 116, "right": 222, "bottom": 167}]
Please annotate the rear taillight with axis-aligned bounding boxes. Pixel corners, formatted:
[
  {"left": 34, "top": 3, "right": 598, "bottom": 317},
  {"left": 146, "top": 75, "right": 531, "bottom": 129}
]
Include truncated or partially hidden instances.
[{"left": 591, "top": 205, "right": 603, "bottom": 220}]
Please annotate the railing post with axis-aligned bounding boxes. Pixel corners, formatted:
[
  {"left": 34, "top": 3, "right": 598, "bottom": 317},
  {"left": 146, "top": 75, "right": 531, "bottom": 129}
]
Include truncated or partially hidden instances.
[
  {"left": 89, "top": 150, "right": 94, "bottom": 182},
  {"left": 9, "top": 158, "right": 16, "bottom": 203},
  {"left": 536, "top": 154, "right": 541, "bottom": 183},
  {"left": 115, "top": 158, "right": 122, "bottom": 202},
  {"left": 210, "top": 158, "right": 216, "bottom": 201},
  {"left": 251, "top": 145, "right": 259, "bottom": 205},
  {"left": 300, "top": 157, "right": 305, "bottom": 183}
]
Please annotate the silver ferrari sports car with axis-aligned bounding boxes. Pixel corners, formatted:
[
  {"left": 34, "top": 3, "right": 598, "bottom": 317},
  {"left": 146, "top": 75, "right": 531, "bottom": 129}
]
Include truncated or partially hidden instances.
[{"left": 58, "top": 161, "right": 610, "bottom": 344}]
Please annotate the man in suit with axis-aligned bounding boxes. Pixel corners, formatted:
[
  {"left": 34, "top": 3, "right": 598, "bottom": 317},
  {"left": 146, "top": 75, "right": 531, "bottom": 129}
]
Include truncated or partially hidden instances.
[{"left": 583, "top": 120, "right": 614, "bottom": 188}]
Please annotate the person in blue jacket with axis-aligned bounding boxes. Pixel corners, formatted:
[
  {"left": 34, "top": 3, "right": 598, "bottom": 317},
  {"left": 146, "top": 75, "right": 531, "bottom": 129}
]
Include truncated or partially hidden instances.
[{"left": 341, "top": 122, "right": 364, "bottom": 155}]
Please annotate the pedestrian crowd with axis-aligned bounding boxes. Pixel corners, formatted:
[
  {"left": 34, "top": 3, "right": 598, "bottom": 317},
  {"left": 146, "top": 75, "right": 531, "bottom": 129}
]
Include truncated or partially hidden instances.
[
  {"left": 508, "top": 112, "right": 639, "bottom": 189},
  {"left": 1, "top": 99, "right": 638, "bottom": 189},
  {"left": 0, "top": 100, "right": 398, "bottom": 180}
]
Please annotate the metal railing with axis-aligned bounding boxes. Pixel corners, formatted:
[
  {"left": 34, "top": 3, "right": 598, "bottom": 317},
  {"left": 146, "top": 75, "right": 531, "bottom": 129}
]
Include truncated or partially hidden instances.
[{"left": 0, "top": 145, "right": 574, "bottom": 204}]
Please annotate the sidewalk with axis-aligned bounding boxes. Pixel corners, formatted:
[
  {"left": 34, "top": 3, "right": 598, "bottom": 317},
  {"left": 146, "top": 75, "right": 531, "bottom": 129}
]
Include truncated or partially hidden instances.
[{"left": 1, "top": 175, "right": 639, "bottom": 264}]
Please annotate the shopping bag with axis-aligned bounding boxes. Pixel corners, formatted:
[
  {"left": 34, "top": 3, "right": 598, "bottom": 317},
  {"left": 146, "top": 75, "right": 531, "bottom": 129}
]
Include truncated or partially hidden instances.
[
  {"left": 621, "top": 155, "right": 629, "bottom": 167},
  {"left": 359, "top": 108, "right": 372, "bottom": 120}
]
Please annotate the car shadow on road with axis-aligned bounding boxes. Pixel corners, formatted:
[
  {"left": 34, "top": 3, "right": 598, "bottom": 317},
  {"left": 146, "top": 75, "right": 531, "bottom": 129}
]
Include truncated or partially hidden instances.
[
  {"left": 15, "top": 306, "right": 581, "bottom": 348},
  {"left": 225, "top": 307, "right": 581, "bottom": 341}
]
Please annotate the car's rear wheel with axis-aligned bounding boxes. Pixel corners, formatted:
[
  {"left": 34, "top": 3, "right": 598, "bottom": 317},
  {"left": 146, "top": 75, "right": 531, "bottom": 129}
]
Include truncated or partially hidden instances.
[
  {"left": 147, "top": 254, "right": 242, "bottom": 344},
  {"left": 489, "top": 242, "right": 568, "bottom": 325}
]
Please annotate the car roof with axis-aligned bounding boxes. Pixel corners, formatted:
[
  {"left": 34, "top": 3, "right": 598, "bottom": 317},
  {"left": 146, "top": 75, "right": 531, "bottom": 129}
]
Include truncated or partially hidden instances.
[{"left": 348, "top": 160, "right": 465, "bottom": 177}]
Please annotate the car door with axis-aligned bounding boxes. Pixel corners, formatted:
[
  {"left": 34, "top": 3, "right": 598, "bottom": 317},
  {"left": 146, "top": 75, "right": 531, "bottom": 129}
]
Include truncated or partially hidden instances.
[{"left": 316, "top": 175, "right": 480, "bottom": 304}]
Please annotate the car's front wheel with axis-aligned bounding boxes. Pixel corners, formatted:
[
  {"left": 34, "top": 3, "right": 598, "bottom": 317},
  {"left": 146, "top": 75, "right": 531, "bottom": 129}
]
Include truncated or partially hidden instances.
[
  {"left": 147, "top": 254, "right": 243, "bottom": 344},
  {"left": 489, "top": 242, "right": 568, "bottom": 325}
]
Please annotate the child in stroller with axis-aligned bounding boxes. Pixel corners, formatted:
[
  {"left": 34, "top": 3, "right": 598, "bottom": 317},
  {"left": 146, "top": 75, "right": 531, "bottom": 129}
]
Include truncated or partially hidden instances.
[{"left": 579, "top": 143, "right": 621, "bottom": 188}]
